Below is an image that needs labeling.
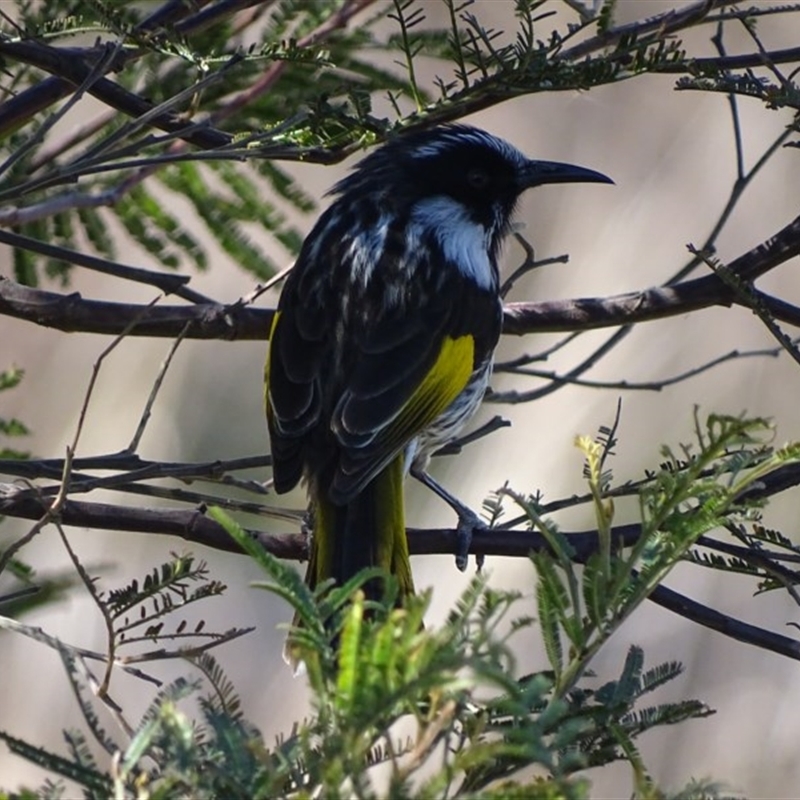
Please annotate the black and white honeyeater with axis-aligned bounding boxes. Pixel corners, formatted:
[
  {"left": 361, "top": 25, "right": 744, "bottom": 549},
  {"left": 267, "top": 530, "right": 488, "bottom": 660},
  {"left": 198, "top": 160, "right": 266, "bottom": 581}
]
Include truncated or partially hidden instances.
[{"left": 265, "top": 124, "right": 611, "bottom": 602}]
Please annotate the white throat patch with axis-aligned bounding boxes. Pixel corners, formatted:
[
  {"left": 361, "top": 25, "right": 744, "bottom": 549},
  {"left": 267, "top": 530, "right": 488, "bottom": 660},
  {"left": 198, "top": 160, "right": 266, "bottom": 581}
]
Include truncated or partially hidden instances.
[{"left": 410, "top": 196, "right": 495, "bottom": 290}]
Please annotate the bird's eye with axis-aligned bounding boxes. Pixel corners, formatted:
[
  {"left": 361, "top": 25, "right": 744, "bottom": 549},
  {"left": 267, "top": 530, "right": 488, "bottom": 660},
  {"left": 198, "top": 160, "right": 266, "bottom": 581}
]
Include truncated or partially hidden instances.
[{"left": 466, "top": 168, "right": 490, "bottom": 189}]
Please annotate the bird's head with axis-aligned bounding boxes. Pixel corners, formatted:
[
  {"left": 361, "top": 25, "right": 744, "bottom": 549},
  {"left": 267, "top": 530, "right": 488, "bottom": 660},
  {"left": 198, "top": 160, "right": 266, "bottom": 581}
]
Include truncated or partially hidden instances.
[{"left": 331, "top": 124, "right": 612, "bottom": 259}]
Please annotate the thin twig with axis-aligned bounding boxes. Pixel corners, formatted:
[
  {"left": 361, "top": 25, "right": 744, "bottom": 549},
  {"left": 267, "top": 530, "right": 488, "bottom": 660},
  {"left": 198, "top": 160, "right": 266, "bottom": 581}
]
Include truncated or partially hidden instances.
[
  {"left": 500, "top": 235, "right": 569, "bottom": 299},
  {"left": 12, "top": 477, "right": 302, "bottom": 524},
  {"left": 127, "top": 322, "right": 191, "bottom": 452},
  {"left": 233, "top": 261, "right": 296, "bottom": 308},
  {"left": 56, "top": 521, "right": 117, "bottom": 696},
  {"left": 493, "top": 332, "right": 582, "bottom": 372},
  {"left": 0, "top": 585, "right": 40, "bottom": 605},
  {"left": 693, "top": 247, "right": 800, "bottom": 368},
  {"left": 0, "top": 614, "right": 162, "bottom": 684},
  {"left": 72, "top": 299, "right": 163, "bottom": 460},
  {"left": 711, "top": 21, "right": 745, "bottom": 181},
  {"left": 490, "top": 342, "right": 792, "bottom": 400},
  {"left": 0, "top": 453, "right": 272, "bottom": 485}
]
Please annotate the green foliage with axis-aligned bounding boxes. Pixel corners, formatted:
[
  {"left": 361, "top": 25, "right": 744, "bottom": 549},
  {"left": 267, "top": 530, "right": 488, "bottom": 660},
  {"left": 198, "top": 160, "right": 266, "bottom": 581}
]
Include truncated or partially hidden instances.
[
  {"left": 0, "top": 558, "right": 714, "bottom": 799},
  {"left": 517, "top": 413, "right": 796, "bottom": 699},
  {"left": 105, "top": 553, "right": 250, "bottom": 649},
  {"left": 114, "top": 184, "right": 206, "bottom": 271},
  {"left": 155, "top": 161, "right": 307, "bottom": 279},
  {"left": 0, "top": 0, "right": 411, "bottom": 283},
  {"left": 1, "top": 2, "right": 800, "bottom": 796},
  {"left": 4, "top": 412, "right": 788, "bottom": 797},
  {"left": 1, "top": 0, "right": 787, "bottom": 284}
]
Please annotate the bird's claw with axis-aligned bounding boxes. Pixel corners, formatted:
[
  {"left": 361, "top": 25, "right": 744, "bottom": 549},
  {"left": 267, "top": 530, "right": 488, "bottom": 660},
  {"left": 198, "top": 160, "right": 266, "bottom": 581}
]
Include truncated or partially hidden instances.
[{"left": 455, "top": 510, "right": 487, "bottom": 572}]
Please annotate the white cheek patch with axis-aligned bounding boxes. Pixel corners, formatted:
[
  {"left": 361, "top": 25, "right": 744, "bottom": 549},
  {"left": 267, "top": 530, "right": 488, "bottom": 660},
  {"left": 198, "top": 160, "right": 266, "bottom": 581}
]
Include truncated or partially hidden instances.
[{"left": 410, "top": 196, "right": 495, "bottom": 290}]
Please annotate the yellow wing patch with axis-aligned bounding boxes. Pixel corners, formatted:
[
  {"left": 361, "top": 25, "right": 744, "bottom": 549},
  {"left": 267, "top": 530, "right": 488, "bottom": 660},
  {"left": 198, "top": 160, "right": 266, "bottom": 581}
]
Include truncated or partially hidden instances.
[{"left": 382, "top": 333, "right": 475, "bottom": 451}]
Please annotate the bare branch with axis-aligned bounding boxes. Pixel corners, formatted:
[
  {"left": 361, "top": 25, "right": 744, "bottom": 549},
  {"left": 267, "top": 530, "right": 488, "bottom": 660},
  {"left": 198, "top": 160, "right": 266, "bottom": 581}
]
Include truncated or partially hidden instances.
[
  {"left": 3, "top": 460, "right": 800, "bottom": 563},
  {"left": 4, "top": 465, "right": 800, "bottom": 661},
  {"left": 648, "top": 582, "right": 800, "bottom": 660},
  {"left": 490, "top": 341, "right": 792, "bottom": 399},
  {"left": 503, "top": 213, "right": 800, "bottom": 335},
  {"left": 0, "top": 488, "right": 305, "bottom": 559},
  {"left": 0, "top": 276, "right": 261, "bottom": 339},
  {"left": 0, "top": 453, "right": 271, "bottom": 482},
  {"left": 561, "top": 0, "right": 741, "bottom": 60},
  {"left": 127, "top": 323, "right": 190, "bottom": 452},
  {"left": 659, "top": 45, "right": 800, "bottom": 74},
  {"left": 3, "top": 214, "right": 799, "bottom": 341}
]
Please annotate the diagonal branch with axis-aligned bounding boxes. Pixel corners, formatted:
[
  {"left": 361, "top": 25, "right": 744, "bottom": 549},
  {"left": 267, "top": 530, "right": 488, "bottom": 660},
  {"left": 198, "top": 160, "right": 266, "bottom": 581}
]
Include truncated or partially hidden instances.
[
  {"left": 560, "top": 0, "right": 742, "bottom": 61},
  {"left": 0, "top": 229, "right": 209, "bottom": 303},
  {"left": 648, "top": 582, "right": 800, "bottom": 659},
  {"left": 0, "top": 39, "right": 232, "bottom": 151},
  {"left": 0, "top": 0, "right": 378, "bottom": 165}
]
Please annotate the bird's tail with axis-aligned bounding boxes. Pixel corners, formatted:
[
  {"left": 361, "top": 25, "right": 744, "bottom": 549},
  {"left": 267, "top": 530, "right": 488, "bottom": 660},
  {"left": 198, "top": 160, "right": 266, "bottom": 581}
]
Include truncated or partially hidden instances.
[
  {"left": 285, "top": 455, "right": 414, "bottom": 667},
  {"left": 305, "top": 453, "right": 414, "bottom": 601}
]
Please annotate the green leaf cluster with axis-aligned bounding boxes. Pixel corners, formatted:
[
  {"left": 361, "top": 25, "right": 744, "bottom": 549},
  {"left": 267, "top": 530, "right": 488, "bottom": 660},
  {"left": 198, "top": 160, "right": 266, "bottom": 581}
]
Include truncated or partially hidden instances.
[
  {"left": 526, "top": 413, "right": 793, "bottom": 699},
  {"left": 5, "top": 411, "right": 786, "bottom": 798},
  {"left": 0, "top": 0, "right": 421, "bottom": 284},
  {"left": 0, "top": 551, "right": 714, "bottom": 799},
  {"left": 3, "top": 0, "right": 788, "bottom": 285}
]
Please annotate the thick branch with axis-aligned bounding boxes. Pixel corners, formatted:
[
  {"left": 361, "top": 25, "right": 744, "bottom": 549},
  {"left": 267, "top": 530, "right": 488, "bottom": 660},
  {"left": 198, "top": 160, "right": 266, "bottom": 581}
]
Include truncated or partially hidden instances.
[
  {"left": 0, "top": 278, "right": 269, "bottom": 339},
  {"left": 504, "top": 213, "right": 800, "bottom": 334},
  {"left": 0, "top": 487, "right": 637, "bottom": 561},
  {"left": 2, "top": 214, "right": 799, "bottom": 340},
  {"left": 4, "top": 470, "right": 800, "bottom": 661},
  {"left": 0, "top": 490, "right": 300, "bottom": 560},
  {"left": 2, "top": 460, "right": 800, "bottom": 565}
]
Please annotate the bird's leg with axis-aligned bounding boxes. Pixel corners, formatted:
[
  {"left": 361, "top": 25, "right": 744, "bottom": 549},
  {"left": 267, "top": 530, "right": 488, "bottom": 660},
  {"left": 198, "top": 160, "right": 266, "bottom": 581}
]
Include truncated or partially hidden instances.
[{"left": 411, "top": 467, "right": 486, "bottom": 572}]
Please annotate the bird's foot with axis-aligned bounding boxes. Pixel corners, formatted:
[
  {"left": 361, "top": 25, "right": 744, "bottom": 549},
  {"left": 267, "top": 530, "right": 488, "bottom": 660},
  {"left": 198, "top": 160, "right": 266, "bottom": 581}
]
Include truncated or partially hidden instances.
[
  {"left": 455, "top": 508, "right": 487, "bottom": 572},
  {"left": 410, "top": 466, "right": 488, "bottom": 572}
]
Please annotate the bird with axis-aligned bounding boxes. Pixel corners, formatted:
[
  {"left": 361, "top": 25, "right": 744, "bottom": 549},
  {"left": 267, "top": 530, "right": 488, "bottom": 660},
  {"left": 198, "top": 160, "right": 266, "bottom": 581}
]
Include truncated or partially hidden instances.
[{"left": 265, "top": 124, "right": 611, "bottom": 607}]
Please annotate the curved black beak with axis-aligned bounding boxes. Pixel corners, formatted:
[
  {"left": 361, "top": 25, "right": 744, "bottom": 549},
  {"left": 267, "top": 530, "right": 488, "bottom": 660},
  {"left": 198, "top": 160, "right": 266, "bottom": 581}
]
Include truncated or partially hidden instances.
[{"left": 518, "top": 159, "right": 613, "bottom": 189}]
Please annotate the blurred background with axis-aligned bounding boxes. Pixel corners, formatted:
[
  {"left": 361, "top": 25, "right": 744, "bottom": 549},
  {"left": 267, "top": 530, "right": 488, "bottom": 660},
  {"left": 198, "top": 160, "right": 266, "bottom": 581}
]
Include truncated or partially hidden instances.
[{"left": 2, "top": 1, "right": 800, "bottom": 795}]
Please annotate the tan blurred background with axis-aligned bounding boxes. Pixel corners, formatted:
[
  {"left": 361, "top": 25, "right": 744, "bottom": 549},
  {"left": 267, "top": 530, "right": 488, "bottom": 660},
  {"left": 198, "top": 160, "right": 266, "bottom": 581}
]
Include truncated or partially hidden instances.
[{"left": 2, "top": 1, "right": 800, "bottom": 795}]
